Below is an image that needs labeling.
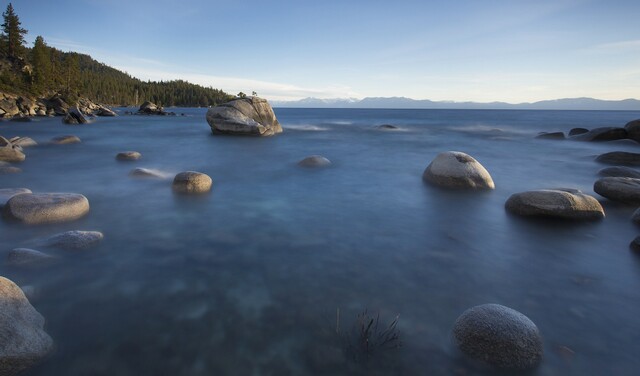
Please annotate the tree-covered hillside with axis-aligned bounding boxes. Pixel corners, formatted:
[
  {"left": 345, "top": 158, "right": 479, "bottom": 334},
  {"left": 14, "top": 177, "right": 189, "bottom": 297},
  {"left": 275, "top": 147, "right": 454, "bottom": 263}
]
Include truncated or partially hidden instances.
[{"left": 0, "top": 3, "right": 231, "bottom": 107}]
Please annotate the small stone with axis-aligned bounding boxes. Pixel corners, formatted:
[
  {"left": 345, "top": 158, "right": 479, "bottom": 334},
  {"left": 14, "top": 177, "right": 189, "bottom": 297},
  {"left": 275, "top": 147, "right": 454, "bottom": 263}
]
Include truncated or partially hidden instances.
[
  {"left": 298, "top": 155, "right": 332, "bottom": 168},
  {"left": 423, "top": 151, "right": 494, "bottom": 190},
  {"left": 50, "top": 135, "right": 81, "bottom": 145},
  {"left": 116, "top": 151, "right": 141, "bottom": 161},
  {"left": 172, "top": 171, "right": 212, "bottom": 194},
  {"left": 453, "top": 304, "right": 543, "bottom": 369},
  {"left": 45, "top": 230, "right": 104, "bottom": 250}
]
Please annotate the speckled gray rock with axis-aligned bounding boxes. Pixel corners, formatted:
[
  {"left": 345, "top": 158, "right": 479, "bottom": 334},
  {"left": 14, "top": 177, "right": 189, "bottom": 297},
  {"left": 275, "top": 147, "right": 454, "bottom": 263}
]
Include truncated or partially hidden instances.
[
  {"left": 129, "top": 168, "right": 168, "bottom": 179},
  {"left": 453, "top": 304, "right": 543, "bottom": 369},
  {"left": 116, "top": 151, "right": 141, "bottom": 161},
  {"left": 598, "top": 166, "right": 640, "bottom": 179},
  {"left": 505, "top": 189, "right": 604, "bottom": 220},
  {"left": 0, "top": 188, "right": 31, "bottom": 208},
  {"left": 0, "top": 276, "right": 53, "bottom": 375},
  {"left": 594, "top": 177, "right": 640, "bottom": 204},
  {"left": 206, "top": 97, "right": 282, "bottom": 136},
  {"left": 596, "top": 152, "right": 640, "bottom": 166},
  {"left": 45, "top": 230, "right": 104, "bottom": 250},
  {"left": 0, "top": 136, "right": 26, "bottom": 162},
  {"left": 624, "top": 119, "right": 640, "bottom": 143},
  {"left": 298, "top": 155, "right": 332, "bottom": 168},
  {"left": 6, "top": 248, "right": 56, "bottom": 267},
  {"left": 172, "top": 171, "right": 212, "bottom": 194},
  {"left": 3, "top": 193, "right": 90, "bottom": 224},
  {"left": 423, "top": 151, "right": 495, "bottom": 190},
  {"left": 50, "top": 135, "right": 81, "bottom": 145}
]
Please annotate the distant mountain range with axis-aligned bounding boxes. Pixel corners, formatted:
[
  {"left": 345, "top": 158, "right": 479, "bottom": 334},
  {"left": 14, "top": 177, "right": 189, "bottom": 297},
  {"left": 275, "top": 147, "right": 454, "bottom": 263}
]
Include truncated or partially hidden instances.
[{"left": 271, "top": 97, "right": 640, "bottom": 111}]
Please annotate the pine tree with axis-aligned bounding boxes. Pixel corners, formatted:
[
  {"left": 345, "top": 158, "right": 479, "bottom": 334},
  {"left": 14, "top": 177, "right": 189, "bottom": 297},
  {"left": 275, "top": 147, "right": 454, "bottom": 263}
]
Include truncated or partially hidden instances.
[
  {"left": 31, "top": 36, "right": 51, "bottom": 93},
  {"left": 0, "top": 3, "right": 27, "bottom": 59}
]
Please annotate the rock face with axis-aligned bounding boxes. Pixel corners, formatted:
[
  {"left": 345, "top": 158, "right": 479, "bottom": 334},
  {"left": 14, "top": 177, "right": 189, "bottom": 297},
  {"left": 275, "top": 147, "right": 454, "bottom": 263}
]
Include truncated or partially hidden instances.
[
  {"left": 453, "top": 304, "right": 543, "bottom": 370},
  {"left": 535, "top": 132, "right": 565, "bottom": 140},
  {"left": 63, "top": 106, "right": 90, "bottom": 124},
  {"left": 50, "top": 135, "right": 81, "bottom": 145},
  {"left": 423, "top": 151, "right": 495, "bottom": 190},
  {"left": 505, "top": 189, "right": 604, "bottom": 220},
  {"left": 0, "top": 136, "right": 26, "bottom": 162},
  {"left": 0, "top": 188, "right": 31, "bottom": 208},
  {"left": 298, "top": 155, "right": 332, "bottom": 168},
  {"left": 3, "top": 193, "right": 90, "bottom": 224},
  {"left": 624, "top": 119, "right": 640, "bottom": 143},
  {"left": 172, "top": 171, "right": 212, "bottom": 194},
  {"left": 0, "top": 276, "right": 53, "bottom": 375},
  {"left": 6, "top": 248, "right": 56, "bottom": 267},
  {"left": 596, "top": 152, "right": 640, "bottom": 166},
  {"left": 594, "top": 177, "right": 640, "bottom": 204},
  {"left": 206, "top": 97, "right": 283, "bottom": 136},
  {"left": 598, "top": 166, "right": 640, "bottom": 179},
  {"left": 116, "top": 151, "right": 141, "bottom": 161},
  {"left": 45, "top": 230, "right": 104, "bottom": 250},
  {"left": 571, "top": 127, "right": 627, "bottom": 141}
]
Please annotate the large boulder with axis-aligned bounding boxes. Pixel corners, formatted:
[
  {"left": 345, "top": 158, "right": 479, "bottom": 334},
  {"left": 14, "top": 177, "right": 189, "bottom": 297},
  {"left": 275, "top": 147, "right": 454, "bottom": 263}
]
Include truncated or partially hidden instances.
[
  {"left": 46, "top": 94, "right": 69, "bottom": 115},
  {"left": 0, "top": 136, "right": 26, "bottom": 162},
  {"left": 535, "top": 132, "right": 565, "bottom": 140},
  {"left": 453, "top": 304, "right": 543, "bottom": 370},
  {"left": 206, "top": 97, "right": 283, "bottom": 136},
  {"left": 95, "top": 105, "right": 117, "bottom": 116},
  {"left": 596, "top": 151, "right": 640, "bottom": 166},
  {"left": 63, "top": 106, "right": 89, "bottom": 124},
  {"left": 423, "top": 151, "right": 494, "bottom": 190},
  {"left": 136, "top": 101, "right": 173, "bottom": 116},
  {"left": 0, "top": 188, "right": 31, "bottom": 208},
  {"left": 3, "top": 193, "right": 90, "bottom": 224},
  {"left": 505, "top": 189, "right": 604, "bottom": 220},
  {"left": 594, "top": 177, "right": 640, "bottom": 204},
  {"left": 570, "top": 127, "right": 628, "bottom": 141},
  {"left": 0, "top": 276, "right": 53, "bottom": 375},
  {"left": 624, "top": 119, "right": 640, "bottom": 143},
  {"left": 172, "top": 171, "right": 212, "bottom": 194}
]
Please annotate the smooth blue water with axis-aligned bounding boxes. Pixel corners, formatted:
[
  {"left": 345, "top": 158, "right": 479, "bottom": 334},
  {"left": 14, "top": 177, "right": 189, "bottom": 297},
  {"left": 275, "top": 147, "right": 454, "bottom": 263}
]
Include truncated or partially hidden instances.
[{"left": 2, "top": 108, "right": 640, "bottom": 375}]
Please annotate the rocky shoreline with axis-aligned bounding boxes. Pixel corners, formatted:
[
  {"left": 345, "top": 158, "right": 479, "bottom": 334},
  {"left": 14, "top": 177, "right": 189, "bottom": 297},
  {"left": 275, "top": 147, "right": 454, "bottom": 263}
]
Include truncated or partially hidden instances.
[{"left": 0, "top": 92, "right": 118, "bottom": 119}]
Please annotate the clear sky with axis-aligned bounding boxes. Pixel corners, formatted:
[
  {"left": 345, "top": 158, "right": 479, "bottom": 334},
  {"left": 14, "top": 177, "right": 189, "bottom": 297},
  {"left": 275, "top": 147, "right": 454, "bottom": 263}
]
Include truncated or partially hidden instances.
[{"left": 9, "top": 0, "right": 640, "bottom": 102}]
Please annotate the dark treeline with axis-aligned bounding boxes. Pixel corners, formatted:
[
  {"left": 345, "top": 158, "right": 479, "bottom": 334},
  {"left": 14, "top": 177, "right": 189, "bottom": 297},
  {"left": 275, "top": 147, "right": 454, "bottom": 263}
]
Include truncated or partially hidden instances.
[{"left": 0, "top": 3, "right": 231, "bottom": 107}]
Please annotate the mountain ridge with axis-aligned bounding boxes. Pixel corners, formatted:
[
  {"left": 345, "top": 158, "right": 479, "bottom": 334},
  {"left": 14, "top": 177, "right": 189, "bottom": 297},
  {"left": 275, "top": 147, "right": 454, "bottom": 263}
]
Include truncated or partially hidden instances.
[{"left": 271, "top": 96, "right": 640, "bottom": 111}]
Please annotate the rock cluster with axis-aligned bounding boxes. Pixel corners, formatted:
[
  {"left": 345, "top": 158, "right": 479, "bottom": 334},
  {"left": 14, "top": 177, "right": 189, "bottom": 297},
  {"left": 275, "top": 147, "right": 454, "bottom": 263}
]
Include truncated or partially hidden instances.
[
  {"left": 206, "top": 96, "right": 282, "bottom": 136},
  {"left": 0, "top": 91, "right": 116, "bottom": 119},
  {"left": 136, "top": 101, "right": 175, "bottom": 116}
]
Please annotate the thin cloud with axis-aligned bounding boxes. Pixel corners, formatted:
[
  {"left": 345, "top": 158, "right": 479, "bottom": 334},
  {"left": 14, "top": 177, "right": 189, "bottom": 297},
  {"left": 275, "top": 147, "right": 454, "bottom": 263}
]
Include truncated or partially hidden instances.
[{"left": 587, "top": 39, "right": 640, "bottom": 53}]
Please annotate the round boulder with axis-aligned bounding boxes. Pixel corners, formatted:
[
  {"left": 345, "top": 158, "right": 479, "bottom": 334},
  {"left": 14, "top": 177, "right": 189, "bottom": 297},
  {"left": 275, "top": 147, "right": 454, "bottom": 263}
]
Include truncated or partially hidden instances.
[
  {"left": 423, "top": 151, "right": 494, "bottom": 190},
  {"left": 598, "top": 166, "right": 640, "bottom": 179},
  {"left": 453, "top": 304, "right": 543, "bottom": 369},
  {"left": 624, "top": 119, "right": 640, "bottom": 143},
  {"left": 172, "top": 171, "right": 212, "bottom": 194},
  {"left": 298, "top": 155, "right": 332, "bottom": 168},
  {"left": 595, "top": 152, "right": 640, "bottom": 166},
  {"left": 505, "top": 189, "right": 604, "bottom": 220},
  {"left": 0, "top": 276, "right": 53, "bottom": 375},
  {"left": 594, "top": 177, "right": 640, "bottom": 204},
  {"left": 45, "top": 230, "right": 104, "bottom": 250},
  {"left": 3, "top": 193, "right": 90, "bottom": 224},
  {"left": 0, "top": 188, "right": 31, "bottom": 208},
  {"left": 6, "top": 248, "right": 56, "bottom": 267},
  {"left": 568, "top": 127, "right": 589, "bottom": 136},
  {"left": 206, "top": 96, "right": 282, "bottom": 136},
  {"left": 116, "top": 151, "right": 141, "bottom": 161},
  {"left": 50, "top": 135, "right": 81, "bottom": 145}
]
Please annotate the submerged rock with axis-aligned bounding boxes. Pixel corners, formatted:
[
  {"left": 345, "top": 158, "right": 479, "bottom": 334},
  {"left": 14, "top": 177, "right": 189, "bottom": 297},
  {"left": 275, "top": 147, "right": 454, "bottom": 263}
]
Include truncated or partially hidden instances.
[
  {"left": 505, "top": 189, "right": 604, "bottom": 220},
  {"left": 129, "top": 167, "right": 168, "bottom": 179},
  {"left": 0, "top": 188, "right": 31, "bottom": 208},
  {"left": 172, "top": 171, "right": 212, "bottom": 194},
  {"left": 3, "top": 193, "right": 90, "bottom": 224},
  {"left": 206, "top": 96, "right": 282, "bottom": 136},
  {"left": 0, "top": 136, "right": 26, "bottom": 162},
  {"left": 298, "top": 155, "right": 332, "bottom": 168},
  {"left": 594, "top": 177, "right": 640, "bottom": 204},
  {"left": 598, "top": 166, "right": 640, "bottom": 179},
  {"left": 377, "top": 124, "right": 399, "bottom": 130},
  {"left": 536, "top": 132, "right": 565, "bottom": 140},
  {"left": 568, "top": 127, "right": 589, "bottom": 136},
  {"left": 45, "top": 230, "right": 104, "bottom": 250},
  {"left": 0, "top": 276, "right": 53, "bottom": 375},
  {"left": 116, "top": 151, "right": 141, "bottom": 161},
  {"left": 570, "top": 127, "right": 627, "bottom": 141},
  {"left": 50, "top": 135, "right": 81, "bottom": 144},
  {"left": 596, "top": 151, "right": 640, "bottom": 166},
  {"left": 6, "top": 248, "right": 56, "bottom": 267},
  {"left": 423, "top": 151, "right": 494, "bottom": 190},
  {"left": 0, "top": 165, "right": 21, "bottom": 174},
  {"left": 453, "top": 303, "right": 543, "bottom": 370},
  {"left": 624, "top": 119, "right": 640, "bottom": 143}
]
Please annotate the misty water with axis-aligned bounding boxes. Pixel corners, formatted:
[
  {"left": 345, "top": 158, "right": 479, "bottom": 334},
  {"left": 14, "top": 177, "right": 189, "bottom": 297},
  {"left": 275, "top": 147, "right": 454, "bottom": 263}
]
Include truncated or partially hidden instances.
[{"left": 2, "top": 108, "right": 640, "bottom": 375}]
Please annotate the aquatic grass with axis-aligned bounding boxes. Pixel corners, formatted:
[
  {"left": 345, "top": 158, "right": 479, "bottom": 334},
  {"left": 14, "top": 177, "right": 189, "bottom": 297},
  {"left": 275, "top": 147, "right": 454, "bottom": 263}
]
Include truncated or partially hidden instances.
[{"left": 336, "top": 308, "right": 402, "bottom": 363}]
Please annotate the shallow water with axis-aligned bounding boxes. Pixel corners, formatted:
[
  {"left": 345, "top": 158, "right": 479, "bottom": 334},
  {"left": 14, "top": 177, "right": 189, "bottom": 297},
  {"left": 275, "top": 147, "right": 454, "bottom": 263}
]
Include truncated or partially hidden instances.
[{"left": 2, "top": 108, "right": 640, "bottom": 375}]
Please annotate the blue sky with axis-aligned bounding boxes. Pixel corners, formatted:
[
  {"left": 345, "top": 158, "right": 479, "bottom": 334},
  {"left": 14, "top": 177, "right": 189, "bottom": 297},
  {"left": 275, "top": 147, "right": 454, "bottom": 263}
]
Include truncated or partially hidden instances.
[{"left": 9, "top": 0, "right": 640, "bottom": 102}]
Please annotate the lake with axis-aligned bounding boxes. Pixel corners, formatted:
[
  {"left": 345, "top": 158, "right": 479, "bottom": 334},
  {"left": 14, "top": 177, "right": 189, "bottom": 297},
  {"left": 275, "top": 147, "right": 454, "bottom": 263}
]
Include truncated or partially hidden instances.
[{"left": 2, "top": 107, "right": 640, "bottom": 375}]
